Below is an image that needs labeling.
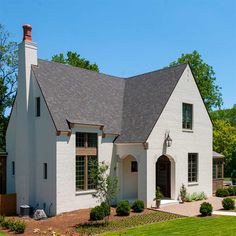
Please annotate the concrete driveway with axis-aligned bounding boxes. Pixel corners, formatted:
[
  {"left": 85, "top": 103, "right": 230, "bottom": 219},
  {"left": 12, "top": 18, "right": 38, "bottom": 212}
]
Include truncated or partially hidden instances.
[{"left": 157, "top": 197, "right": 223, "bottom": 216}]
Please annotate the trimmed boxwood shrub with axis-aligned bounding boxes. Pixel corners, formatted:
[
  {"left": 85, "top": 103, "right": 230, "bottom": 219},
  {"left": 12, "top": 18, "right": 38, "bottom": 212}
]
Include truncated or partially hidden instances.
[
  {"left": 116, "top": 200, "right": 130, "bottom": 216},
  {"left": 216, "top": 188, "right": 229, "bottom": 197},
  {"left": 100, "top": 202, "right": 111, "bottom": 216},
  {"left": 90, "top": 206, "right": 105, "bottom": 221},
  {"left": 222, "top": 198, "right": 235, "bottom": 210},
  {"left": 227, "top": 187, "right": 236, "bottom": 196},
  {"left": 132, "top": 200, "right": 144, "bottom": 213},
  {"left": 199, "top": 202, "right": 213, "bottom": 216}
]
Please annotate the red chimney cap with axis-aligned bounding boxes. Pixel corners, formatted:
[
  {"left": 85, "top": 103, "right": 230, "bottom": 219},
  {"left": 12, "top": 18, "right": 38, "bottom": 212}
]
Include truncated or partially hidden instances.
[{"left": 23, "top": 24, "right": 32, "bottom": 42}]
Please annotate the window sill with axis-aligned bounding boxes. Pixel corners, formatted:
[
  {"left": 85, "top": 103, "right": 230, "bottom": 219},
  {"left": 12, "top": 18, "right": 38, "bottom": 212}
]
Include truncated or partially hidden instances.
[
  {"left": 75, "top": 190, "right": 97, "bottom": 196},
  {"left": 182, "top": 129, "right": 194, "bottom": 133},
  {"left": 188, "top": 182, "right": 199, "bottom": 186}
]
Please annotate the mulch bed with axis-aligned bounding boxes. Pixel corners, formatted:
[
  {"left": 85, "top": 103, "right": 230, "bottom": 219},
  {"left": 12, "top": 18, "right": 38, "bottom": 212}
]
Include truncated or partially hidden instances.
[{"left": 2, "top": 208, "right": 183, "bottom": 235}]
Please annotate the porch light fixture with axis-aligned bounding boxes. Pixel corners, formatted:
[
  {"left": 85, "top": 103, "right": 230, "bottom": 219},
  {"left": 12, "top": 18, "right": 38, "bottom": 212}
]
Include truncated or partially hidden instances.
[{"left": 165, "top": 133, "right": 172, "bottom": 147}]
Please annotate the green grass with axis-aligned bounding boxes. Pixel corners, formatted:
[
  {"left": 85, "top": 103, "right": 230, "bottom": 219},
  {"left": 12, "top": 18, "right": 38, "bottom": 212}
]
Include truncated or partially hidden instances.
[
  {"left": 77, "top": 211, "right": 183, "bottom": 235},
  {"left": 0, "top": 232, "right": 6, "bottom": 236},
  {"left": 224, "top": 177, "right": 232, "bottom": 181},
  {"left": 100, "top": 216, "right": 236, "bottom": 236}
]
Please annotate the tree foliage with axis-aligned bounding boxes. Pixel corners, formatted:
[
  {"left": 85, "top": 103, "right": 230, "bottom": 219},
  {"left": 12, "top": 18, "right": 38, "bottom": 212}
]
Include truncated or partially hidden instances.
[
  {"left": 51, "top": 51, "right": 99, "bottom": 72},
  {"left": 90, "top": 161, "right": 118, "bottom": 206},
  {"left": 213, "top": 119, "right": 236, "bottom": 176},
  {"left": 0, "top": 24, "right": 17, "bottom": 151},
  {"left": 211, "top": 105, "right": 236, "bottom": 127},
  {"left": 170, "top": 50, "right": 222, "bottom": 111}
]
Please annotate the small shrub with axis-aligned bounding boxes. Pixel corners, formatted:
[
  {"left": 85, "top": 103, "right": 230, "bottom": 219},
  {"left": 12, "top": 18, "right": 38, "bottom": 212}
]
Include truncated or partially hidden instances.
[
  {"left": 200, "top": 202, "right": 213, "bottom": 216},
  {"left": 222, "top": 198, "right": 235, "bottom": 210},
  {"left": 0, "top": 215, "right": 5, "bottom": 226},
  {"left": 216, "top": 188, "right": 229, "bottom": 197},
  {"left": 90, "top": 206, "right": 105, "bottom": 221},
  {"left": 179, "top": 184, "right": 187, "bottom": 202},
  {"left": 100, "top": 202, "right": 111, "bottom": 216},
  {"left": 13, "top": 220, "right": 26, "bottom": 234},
  {"left": 131, "top": 200, "right": 144, "bottom": 213},
  {"left": 1, "top": 218, "right": 10, "bottom": 229},
  {"left": 116, "top": 200, "right": 130, "bottom": 216},
  {"left": 198, "top": 192, "right": 207, "bottom": 200},
  {"left": 227, "top": 187, "right": 236, "bottom": 196}
]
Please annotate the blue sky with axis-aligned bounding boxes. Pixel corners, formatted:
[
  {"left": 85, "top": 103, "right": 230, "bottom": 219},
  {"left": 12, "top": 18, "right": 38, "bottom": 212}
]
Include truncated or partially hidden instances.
[{"left": 1, "top": 0, "right": 235, "bottom": 109}]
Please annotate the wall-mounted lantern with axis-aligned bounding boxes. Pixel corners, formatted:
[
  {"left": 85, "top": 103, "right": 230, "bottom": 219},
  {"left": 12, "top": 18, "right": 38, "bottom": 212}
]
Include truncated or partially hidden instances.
[{"left": 165, "top": 133, "right": 173, "bottom": 147}]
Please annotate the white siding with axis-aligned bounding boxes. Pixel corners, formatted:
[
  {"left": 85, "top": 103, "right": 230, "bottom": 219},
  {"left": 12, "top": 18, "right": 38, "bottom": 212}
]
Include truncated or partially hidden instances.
[
  {"left": 146, "top": 65, "right": 212, "bottom": 207},
  {"left": 56, "top": 128, "right": 116, "bottom": 214},
  {"left": 6, "top": 100, "right": 17, "bottom": 193}
]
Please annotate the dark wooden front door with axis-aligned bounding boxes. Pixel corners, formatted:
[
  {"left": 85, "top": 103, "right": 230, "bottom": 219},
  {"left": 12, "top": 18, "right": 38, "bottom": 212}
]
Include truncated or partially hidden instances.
[
  {"left": 0, "top": 156, "right": 6, "bottom": 194},
  {"left": 156, "top": 155, "right": 171, "bottom": 198}
]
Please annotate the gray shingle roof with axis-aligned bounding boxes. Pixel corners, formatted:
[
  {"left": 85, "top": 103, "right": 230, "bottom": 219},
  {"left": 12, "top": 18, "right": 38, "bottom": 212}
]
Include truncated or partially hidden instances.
[
  {"left": 32, "top": 60, "right": 187, "bottom": 142},
  {"left": 213, "top": 151, "right": 224, "bottom": 158}
]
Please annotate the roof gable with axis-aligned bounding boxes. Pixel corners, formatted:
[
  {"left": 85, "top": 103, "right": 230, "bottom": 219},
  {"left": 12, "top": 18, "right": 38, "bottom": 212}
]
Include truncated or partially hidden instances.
[
  {"left": 32, "top": 60, "right": 187, "bottom": 142},
  {"left": 116, "top": 64, "right": 187, "bottom": 142}
]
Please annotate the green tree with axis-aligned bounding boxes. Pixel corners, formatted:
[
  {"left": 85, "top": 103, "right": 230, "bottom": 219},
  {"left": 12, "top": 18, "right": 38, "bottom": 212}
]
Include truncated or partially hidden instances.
[
  {"left": 90, "top": 161, "right": 118, "bottom": 207},
  {"left": 0, "top": 24, "right": 17, "bottom": 151},
  {"left": 211, "top": 105, "right": 236, "bottom": 127},
  {"left": 213, "top": 119, "right": 236, "bottom": 176},
  {"left": 51, "top": 51, "right": 99, "bottom": 72},
  {"left": 170, "top": 50, "right": 222, "bottom": 111}
]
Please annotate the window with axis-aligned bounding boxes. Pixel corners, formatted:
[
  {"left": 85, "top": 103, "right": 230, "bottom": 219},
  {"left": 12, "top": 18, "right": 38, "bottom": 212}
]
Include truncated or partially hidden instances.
[
  {"left": 131, "top": 161, "right": 138, "bottom": 172},
  {"left": 43, "top": 163, "right": 47, "bottom": 179},
  {"left": 36, "top": 97, "right": 40, "bottom": 117},
  {"left": 12, "top": 161, "right": 15, "bottom": 176},
  {"left": 183, "top": 103, "right": 193, "bottom": 129},
  {"left": 213, "top": 159, "right": 223, "bottom": 179},
  {"left": 76, "top": 155, "right": 98, "bottom": 191},
  {"left": 188, "top": 153, "right": 198, "bottom": 182},
  {"left": 76, "top": 133, "right": 98, "bottom": 148}
]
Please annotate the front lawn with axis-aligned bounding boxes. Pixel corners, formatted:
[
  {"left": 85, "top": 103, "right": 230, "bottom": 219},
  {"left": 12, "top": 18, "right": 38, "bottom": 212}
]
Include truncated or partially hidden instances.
[
  {"left": 77, "top": 211, "right": 182, "bottom": 235},
  {"left": 101, "top": 216, "right": 236, "bottom": 236}
]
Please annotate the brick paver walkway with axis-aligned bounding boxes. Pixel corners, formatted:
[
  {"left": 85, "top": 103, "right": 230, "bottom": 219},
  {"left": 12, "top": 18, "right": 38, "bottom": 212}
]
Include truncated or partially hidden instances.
[{"left": 157, "top": 197, "right": 223, "bottom": 216}]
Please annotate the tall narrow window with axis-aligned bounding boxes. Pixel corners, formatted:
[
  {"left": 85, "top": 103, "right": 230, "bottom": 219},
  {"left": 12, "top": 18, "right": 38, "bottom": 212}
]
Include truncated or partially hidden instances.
[
  {"left": 12, "top": 161, "right": 15, "bottom": 176},
  {"left": 36, "top": 97, "right": 41, "bottom": 117},
  {"left": 213, "top": 159, "right": 224, "bottom": 179},
  {"left": 183, "top": 103, "right": 193, "bottom": 129},
  {"left": 43, "top": 163, "right": 47, "bottom": 179},
  {"left": 76, "top": 155, "right": 97, "bottom": 191},
  {"left": 188, "top": 153, "right": 198, "bottom": 182}
]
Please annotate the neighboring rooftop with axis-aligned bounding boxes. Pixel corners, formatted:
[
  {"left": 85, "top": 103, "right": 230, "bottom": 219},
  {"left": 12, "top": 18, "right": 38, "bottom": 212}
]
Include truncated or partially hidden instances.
[
  {"left": 32, "top": 60, "right": 187, "bottom": 143},
  {"left": 213, "top": 151, "right": 224, "bottom": 158}
]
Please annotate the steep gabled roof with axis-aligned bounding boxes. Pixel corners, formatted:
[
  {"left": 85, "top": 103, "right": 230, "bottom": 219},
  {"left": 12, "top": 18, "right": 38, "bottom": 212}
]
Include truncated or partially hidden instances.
[
  {"left": 116, "top": 64, "right": 187, "bottom": 142},
  {"left": 32, "top": 60, "right": 187, "bottom": 142},
  {"left": 32, "top": 60, "right": 125, "bottom": 134}
]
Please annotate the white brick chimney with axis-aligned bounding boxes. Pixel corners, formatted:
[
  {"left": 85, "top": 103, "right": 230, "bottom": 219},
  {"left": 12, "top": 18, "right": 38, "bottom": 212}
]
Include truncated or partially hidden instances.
[
  {"left": 18, "top": 24, "right": 37, "bottom": 108},
  {"left": 15, "top": 24, "right": 37, "bottom": 211}
]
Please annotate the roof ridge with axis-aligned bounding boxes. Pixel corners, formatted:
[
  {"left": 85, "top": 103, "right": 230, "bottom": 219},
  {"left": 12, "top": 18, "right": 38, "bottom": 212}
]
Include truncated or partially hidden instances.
[
  {"left": 36, "top": 58, "right": 125, "bottom": 80},
  {"left": 126, "top": 63, "right": 188, "bottom": 80}
]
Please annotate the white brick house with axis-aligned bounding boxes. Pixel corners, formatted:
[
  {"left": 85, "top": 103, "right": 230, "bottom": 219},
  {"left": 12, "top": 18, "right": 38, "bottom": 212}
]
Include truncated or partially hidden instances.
[{"left": 6, "top": 25, "right": 212, "bottom": 216}]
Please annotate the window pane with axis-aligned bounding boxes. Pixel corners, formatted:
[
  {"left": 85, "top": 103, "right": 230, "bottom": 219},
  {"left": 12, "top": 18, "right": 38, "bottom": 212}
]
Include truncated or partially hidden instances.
[
  {"left": 76, "top": 156, "right": 85, "bottom": 191},
  {"left": 217, "top": 161, "right": 223, "bottom": 179},
  {"left": 44, "top": 163, "right": 47, "bottom": 179},
  {"left": 188, "top": 153, "right": 198, "bottom": 182},
  {"left": 183, "top": 103, "right": 193, "bottom": 129},
  {"left": 213, "top": 160, "right": 217, "bottom": 179},
  {"left": 87, "top": 156, "right": 98, "bottom": 189},
  {"left": 131, "top": 161, "right": 138, "bottom": 172},
  {"left": 76, "top": 133, "right": 86, "bottom": 147},
  {"left": 36, "top": 97, "right": 40, "bottom": 117},
  {"left": 87, "top": 133, "right": 98, "bottom": 148}
]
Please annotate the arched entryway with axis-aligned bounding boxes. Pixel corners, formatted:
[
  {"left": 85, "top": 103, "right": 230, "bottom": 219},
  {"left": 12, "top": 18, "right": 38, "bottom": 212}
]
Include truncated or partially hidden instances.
[
  {"left": 156, "top": 155, "right": 171, "bottom": 198},
  {"left": 121, "top": 155, "right": 138, "bottom": 200}
]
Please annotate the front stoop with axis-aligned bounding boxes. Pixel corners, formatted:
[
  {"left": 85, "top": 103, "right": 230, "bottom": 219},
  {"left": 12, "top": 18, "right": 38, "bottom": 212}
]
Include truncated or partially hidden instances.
[{"left": 160, "top": 199, "right": 179, "bottom": 207}]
